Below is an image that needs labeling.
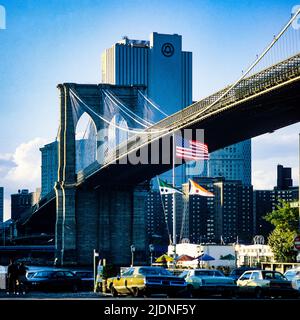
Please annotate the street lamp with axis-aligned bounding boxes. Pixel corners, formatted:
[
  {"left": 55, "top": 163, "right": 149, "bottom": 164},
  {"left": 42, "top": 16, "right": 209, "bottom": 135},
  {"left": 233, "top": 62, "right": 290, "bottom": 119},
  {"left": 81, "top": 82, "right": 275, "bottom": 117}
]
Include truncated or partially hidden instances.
[
  {"left": 130, "top": 244, "right": 135, "bottom": 267},
  {"left": 149, "top": 244, "right": 154, "bottom": 266},
  {"left": 93, "top": 249, "right": 99, "bottom": 290}
]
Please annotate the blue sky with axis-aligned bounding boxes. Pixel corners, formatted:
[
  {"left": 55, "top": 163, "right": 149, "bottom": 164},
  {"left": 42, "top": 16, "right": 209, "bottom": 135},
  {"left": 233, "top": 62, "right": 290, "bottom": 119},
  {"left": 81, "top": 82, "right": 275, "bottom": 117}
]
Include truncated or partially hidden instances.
[{"left": 0, "top": 0, "right": 299, "bottom": 220}]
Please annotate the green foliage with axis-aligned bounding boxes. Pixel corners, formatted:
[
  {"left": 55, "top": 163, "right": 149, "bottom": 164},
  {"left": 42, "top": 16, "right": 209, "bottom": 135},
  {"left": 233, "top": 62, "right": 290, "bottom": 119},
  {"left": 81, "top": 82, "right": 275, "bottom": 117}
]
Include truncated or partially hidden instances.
[
  {"left": 264, "top": 200, "right": 299, "bottom": 262},
  {"left": 267, "top": 227, "right": 296, "bottom": 262},
  {"left": 264, "top": 200, "right": 299, "bottom": 230}
]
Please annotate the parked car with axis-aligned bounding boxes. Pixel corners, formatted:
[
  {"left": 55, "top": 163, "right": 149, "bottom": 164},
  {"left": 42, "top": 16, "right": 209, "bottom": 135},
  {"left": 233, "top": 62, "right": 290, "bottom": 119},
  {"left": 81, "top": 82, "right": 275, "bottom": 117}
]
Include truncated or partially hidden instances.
[
  {"left": 107, "top": 266, "right": 186, "bottom": 297},
  {"left": 179, "top": 269, "right": 237, "bottom": 298},
  {"left": 229, "top": 266, "right": 260, "bottom": 282},
  {"left": 72, "top": 270, "right": 94, "bottom": 291},
  {"left": 284, "top": 268, "right": 300, "bottom": 292},
  {"left": 237, "top": 269, "right": 298, "bottom": 298},
  {"left": 25, "top": 269, "right": 81, "bottom": 292}
]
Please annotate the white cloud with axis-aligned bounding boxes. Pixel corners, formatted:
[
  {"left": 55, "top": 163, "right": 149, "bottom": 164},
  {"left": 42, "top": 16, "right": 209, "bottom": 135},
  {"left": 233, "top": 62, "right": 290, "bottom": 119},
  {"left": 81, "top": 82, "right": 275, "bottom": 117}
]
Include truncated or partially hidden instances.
[
  {"left": 6, "top": 137, "right": 46, "bottom": 184},
  {"left": 252, "top": 156, "right": 298, "bottom": 189},
  {"left": 0, "top": 137, "right": 47, "bottom": 221},
  {"left": 252, "top": 124, "right": 299, "bottom": 189}
]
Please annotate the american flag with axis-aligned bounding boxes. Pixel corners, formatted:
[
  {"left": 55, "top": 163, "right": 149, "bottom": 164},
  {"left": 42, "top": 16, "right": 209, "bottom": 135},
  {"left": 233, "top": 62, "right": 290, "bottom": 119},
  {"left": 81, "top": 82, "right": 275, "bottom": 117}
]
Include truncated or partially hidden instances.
[{"left": 175, "top": 135, "right": 209, "bottom": 161}]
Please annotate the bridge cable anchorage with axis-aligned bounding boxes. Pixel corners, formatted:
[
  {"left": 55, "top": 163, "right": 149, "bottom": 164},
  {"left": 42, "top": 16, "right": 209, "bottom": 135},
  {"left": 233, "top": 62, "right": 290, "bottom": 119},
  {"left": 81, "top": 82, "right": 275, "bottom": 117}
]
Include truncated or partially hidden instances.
[
  {"left": 167, "top": 7, "right": 300, "bottom": 133},
  {"left": 102, "top": 89, "right": 153, "bottom": 128},
  {"left": 69, "top": 88, "right": 172, "bottom": 134},
  {"left": 105, "top": 89, "right": 155, "bottom": 127},
  {"left": 137, "top": 90, "right": 169, "bottom": 117}
]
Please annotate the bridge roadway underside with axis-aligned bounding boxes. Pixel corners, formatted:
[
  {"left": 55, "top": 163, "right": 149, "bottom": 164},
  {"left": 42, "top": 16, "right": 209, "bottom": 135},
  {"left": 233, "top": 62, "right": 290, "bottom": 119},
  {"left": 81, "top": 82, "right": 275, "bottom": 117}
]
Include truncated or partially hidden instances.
[{"left": 82, "top": 78, "right": 300, "bottom": 189}]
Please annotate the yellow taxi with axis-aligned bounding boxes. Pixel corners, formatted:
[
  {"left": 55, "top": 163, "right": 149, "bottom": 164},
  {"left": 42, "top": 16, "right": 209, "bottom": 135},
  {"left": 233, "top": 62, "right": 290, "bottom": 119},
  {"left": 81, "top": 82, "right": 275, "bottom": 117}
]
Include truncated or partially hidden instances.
[{"left": 107, "top": 266, "right": 186, "bottom": 297}]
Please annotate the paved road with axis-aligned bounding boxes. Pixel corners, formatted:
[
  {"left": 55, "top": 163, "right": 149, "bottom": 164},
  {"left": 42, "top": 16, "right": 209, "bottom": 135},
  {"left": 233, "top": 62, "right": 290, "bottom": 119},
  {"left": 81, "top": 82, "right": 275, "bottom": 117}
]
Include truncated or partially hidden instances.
[{"left": 1, "top": 290, "right": 299, "bottom": 300}]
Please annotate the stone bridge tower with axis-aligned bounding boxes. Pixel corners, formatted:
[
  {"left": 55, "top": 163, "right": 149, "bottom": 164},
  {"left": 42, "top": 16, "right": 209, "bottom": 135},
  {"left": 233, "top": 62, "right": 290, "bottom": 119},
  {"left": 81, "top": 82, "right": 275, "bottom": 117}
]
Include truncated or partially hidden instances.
[{"left": 55, "top": 83, "right": 149, "bottom": 266}]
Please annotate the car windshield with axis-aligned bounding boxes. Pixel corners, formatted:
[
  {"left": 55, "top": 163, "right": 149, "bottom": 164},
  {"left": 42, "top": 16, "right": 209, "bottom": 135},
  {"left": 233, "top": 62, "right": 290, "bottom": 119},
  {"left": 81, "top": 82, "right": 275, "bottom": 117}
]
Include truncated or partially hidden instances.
[
  {"left": 139, "top": 267, "right": 172, "bottom": 276},
  {"left": 231, "top": 268, "right": 254, "bottom": 276},
  {"left": 76, "top": 272, "right": 93, "bottom": 278},
  {"left": 285, "top": 270, "right": 300, "bottom": 280},
  {"left": 194, "top": 270, "right": 221, "bottom": 277},
  {"left": 33, "top": 271, "right": 53, "bottom": 278}
]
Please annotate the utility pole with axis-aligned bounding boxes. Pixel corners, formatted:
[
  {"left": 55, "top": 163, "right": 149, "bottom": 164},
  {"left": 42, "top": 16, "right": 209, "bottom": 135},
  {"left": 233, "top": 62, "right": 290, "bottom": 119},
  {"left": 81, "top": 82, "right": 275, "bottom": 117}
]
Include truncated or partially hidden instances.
[{"left": 298, "top": 133, "right": 300, "bottom": 232}]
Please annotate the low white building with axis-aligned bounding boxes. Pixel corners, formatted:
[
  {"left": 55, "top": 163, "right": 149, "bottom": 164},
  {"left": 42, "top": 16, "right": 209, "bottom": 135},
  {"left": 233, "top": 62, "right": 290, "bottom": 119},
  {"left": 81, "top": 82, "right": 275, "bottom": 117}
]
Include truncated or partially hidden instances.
[
  {"left": 235, "top": 244, "right": 274, "bottom": 267},
  {"left": 167, "top": 243, "right": 236, "bottom": 268}
]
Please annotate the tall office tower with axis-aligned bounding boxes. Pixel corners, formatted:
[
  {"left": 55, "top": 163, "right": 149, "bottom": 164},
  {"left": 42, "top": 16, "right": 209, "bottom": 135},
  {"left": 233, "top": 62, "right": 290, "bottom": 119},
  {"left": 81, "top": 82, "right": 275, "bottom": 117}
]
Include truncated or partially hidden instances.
[
  {"left": 145, "top": 190, "right": 184, "bottom": 246},
  {"left": 276, "top": 164, "right": 293, "bottom": 190},
  {"left": 0, "top": 187, "right": 3, "bottom": 223},
  {"left": 145, "top": 190, "right": 168, "bottom": 246},
  {"left": 208, "top": 140, "right": 252, "bottom": 186},
  {"left": 40, "top": 141, "right": 58, "bottom": 198},
  {"left": 102, "top": 33, "right": 192, "bottom": 185},
  {"left": 11, "top": 189, "right": 33, "bottom": 221},
  {"left": 253, "top": 190, "right": 273, "bottom": 238},
  {"left": 186, "top": 178, "right": 215, "bottom": 244},
  {"left": 253, "top": 165, "right": 298, "bottom": 239},
  {"left": 214, "top": 178, "right": 253, "bottom": 243},
  {"left": 184, "top": 177, "right": 253, "bottom": 244},
  {"left": 102, "top": 33, "right": 192, "bottom": 115}
]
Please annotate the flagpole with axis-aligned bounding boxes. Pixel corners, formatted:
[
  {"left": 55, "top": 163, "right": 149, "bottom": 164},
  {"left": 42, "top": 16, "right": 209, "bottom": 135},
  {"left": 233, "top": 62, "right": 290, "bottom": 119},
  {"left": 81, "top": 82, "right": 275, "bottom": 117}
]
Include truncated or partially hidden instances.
[
  {"left": 172, "top": 133, "right": 176, "bottom": 248},
  {"left": 157, "top": 176, "right": 172, "bottom": 244}
]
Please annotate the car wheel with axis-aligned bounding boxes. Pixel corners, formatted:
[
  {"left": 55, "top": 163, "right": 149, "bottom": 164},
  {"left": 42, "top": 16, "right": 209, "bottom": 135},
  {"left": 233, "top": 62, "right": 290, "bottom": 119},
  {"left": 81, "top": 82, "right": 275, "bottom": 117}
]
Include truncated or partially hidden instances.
[
  {"left": 255, "top": 287, "right": 264, "bottom": 299},
  {"left": 132, "top": 287, "right": 141, "bottom": 297},
  {"left": 221, "top": 290, "right": 232, "bottom": 298},
  {"left": 72, "top": 284, "right": 78, "bottom": 293},
  {"left": 187, "top": 285, "right": 194, "bottom": 298},
  {"left": 110, "top": 285, "right": 118, "bottom": 297}
]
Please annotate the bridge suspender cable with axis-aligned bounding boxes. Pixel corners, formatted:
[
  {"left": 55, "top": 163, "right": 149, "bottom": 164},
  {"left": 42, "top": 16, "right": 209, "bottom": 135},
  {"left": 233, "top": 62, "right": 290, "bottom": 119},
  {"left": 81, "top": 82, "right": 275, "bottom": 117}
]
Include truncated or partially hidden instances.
[
  {"left": 105, "top": 89, "right": 155, "bottom": 126},
  {"left": 102, "top": 89, "right": 153, "bottom": 128},
  {"left": 138, "top": 90, "right": 169, "bottom": 117},
  {"left": 184, "top": 8, "right": 300, "bottom": 126},
  {"left": 69, "top": 88, "right": 171, "bottom": 134}
]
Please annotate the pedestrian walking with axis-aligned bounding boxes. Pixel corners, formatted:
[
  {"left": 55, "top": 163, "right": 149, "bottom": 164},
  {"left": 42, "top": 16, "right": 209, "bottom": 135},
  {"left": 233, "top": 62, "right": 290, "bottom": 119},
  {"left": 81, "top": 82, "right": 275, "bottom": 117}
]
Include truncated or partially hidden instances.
[
  {"left": 7, "top": 259, "right": 18, "bottom": 295},
  {"left": 17, "top": 262, "right": 28, "bottom": 294}
]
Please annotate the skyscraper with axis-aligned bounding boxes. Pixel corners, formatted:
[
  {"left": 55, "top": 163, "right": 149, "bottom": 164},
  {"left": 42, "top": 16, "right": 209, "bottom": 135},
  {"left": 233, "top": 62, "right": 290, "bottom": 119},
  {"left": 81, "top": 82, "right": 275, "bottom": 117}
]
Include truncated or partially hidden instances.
[
  {"left": 253, "top": 164, "right": 298, "bottom": 238},
  {"left": 277, "top": 164, "right": 293, "bottom": 190},
  {"left": 0, "top": 187, "right": 3, "bottom": 223},
  {"left": 102, "top": 33, "right": 251, "bottom": 187},
  {"left": 190, "top": 177, "right": 253, "bottom": 244},
  {"left": 102, "top": 33, "right": 193, "bottom": 186},
  {"left": 208, "top": 140, "right": 251, "bottom": 186},
  {"left": 102, "top": 33, "right": 192, "bottom": 115},
  {"left": 40, "top": 141, "right": 58, "bottom": 198},
  {"left": 11, "top": 189, "right": 33, "bottom": 221}
]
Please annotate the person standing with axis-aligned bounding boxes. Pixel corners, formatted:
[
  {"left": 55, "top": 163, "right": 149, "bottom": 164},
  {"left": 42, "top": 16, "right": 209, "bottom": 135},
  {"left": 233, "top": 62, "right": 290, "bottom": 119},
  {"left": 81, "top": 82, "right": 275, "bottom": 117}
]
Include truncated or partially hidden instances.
[
  {"left": 17, "top": 262, "right": 28, "bottom": 294},
  {"left": 7, "top": 259, "right": 18, "bottom": 295}
]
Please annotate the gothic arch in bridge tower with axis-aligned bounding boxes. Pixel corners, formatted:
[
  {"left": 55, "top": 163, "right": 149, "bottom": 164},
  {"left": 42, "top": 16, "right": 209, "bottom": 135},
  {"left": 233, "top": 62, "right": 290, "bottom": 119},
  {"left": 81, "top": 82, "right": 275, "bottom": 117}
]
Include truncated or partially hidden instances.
[
  {"left": 75, "top": 112, "right": 97, "bottom": 173},
  {"left": 55, "top": 83, "right": 148, "bottom": 266}
]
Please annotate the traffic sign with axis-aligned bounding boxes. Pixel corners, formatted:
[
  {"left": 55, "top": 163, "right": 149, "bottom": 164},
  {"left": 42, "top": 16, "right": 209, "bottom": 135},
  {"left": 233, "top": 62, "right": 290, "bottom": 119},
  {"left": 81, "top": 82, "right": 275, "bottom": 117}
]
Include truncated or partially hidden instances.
[{"left": 294, "top": 235, "right": 300, "bottom": 250}]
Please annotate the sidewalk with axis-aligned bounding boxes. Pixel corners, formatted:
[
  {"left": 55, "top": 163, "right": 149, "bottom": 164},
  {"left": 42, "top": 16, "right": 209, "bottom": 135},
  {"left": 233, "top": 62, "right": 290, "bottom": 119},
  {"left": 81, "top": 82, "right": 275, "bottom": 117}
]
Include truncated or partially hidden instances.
[{"left": 0, "top": 290, "right": 109, "bottom": 299}]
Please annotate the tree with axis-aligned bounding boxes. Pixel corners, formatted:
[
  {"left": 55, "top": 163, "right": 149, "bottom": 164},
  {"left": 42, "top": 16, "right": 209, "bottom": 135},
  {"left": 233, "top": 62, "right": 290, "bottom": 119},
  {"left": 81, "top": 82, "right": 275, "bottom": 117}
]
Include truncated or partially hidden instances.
[{"left": 264, "top": 200, "right": 299, "bottom": 262}]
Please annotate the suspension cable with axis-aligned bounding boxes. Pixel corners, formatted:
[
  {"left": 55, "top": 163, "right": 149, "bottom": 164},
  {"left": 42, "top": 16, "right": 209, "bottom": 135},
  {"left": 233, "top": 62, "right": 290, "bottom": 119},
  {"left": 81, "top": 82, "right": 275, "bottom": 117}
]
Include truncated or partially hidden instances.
[
  {"left": 105, "top": 89, "right": 154, "bottom": 126},
  {"left": 138, "top": 90, "right": 169, "bottom": 117},
  {"left": 185, "top": 7, "right": 300, "bottom": 125},
  {"left": 102, "top": 89, "right": 153, "bottom": 128},
  {"left": 70, "top": 89, "right": 171, "bottom": 134}
]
